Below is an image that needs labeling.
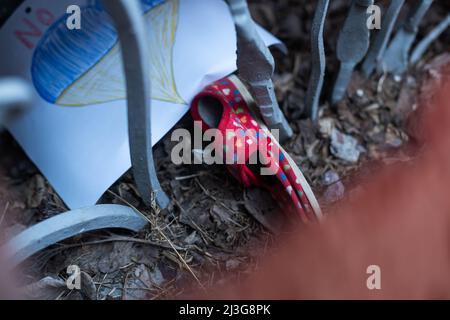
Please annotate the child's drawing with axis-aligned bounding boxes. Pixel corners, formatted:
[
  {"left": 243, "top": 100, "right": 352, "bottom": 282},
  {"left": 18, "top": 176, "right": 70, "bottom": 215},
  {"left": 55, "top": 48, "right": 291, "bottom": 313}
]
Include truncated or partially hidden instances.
[{"left": 31, "top": 0, "right": 184, "bottom": 106}]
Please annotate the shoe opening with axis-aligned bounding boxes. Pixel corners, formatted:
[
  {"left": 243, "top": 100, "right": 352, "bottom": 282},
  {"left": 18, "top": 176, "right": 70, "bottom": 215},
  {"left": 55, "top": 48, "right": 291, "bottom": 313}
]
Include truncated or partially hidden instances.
[{"left": 197, "top": 96, "right": 224, "bottom": 128}]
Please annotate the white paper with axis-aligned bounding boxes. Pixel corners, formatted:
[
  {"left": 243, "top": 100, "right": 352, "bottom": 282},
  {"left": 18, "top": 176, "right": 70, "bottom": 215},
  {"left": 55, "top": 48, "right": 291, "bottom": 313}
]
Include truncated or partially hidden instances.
[{"left": 0, "top": 0, "right": 281, "bottom": 209}]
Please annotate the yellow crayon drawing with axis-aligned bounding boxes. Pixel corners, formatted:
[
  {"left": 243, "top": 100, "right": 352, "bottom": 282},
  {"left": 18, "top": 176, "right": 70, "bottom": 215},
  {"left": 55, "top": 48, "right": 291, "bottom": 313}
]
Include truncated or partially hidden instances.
[{"left": 57, "top": 0, "right": 184, "bottom": 106}]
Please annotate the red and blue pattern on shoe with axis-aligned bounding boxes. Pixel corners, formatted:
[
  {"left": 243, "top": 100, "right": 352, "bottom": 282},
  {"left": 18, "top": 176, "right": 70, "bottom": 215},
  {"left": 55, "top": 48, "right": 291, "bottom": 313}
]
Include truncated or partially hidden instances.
[{"left": 191, "top": 75, "right": 321, "bottom": 223}]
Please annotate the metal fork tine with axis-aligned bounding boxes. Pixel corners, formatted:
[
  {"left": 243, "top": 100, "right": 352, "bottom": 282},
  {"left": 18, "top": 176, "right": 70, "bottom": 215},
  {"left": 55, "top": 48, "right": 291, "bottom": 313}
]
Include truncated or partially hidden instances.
[
  {"left": 226, "top": 0, "right": 293, "bottom": 142},
  {"left": 3, "top": 204, "right": 148, "bottom": 267},
  {"left": 362, "top": 0, "right": 405, "bottom": 78},
  {"left": 410, "top": 13, "right": 450, "bottom": 65},
  {"left": 306, "top": 0, "right": 330, "bottom": 123},
  {"left": 331, "top": 0, "right": 374, "bottom": 105},
  {"left": 103, "top": 0, "right": 170, "bottom": 210},
  {"left": 381, "top": 0, "right": 434, "bottom": 75}
]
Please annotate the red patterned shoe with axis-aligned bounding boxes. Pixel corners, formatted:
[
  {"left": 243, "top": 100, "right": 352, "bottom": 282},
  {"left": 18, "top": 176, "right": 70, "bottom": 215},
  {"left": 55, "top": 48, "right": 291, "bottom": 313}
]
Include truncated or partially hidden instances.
[{"left": 191, "top": 75, "right": 322, "bottom": 223}]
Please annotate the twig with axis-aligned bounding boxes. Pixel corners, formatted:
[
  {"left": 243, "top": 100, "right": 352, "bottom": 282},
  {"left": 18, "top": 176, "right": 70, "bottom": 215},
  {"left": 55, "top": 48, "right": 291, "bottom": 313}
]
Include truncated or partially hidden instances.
[
  {"left": 108, "top": 190, "right": 206, "bottom": 291},
  {"left": 175, "top": 172, "right": 206, "bottom": 181},
  {"left": 377, "top": 73, "right": 387, "bottom": 94},
  {"left": 0, "top": 201, "right": 9, "bottom": 228},
  {"left": 195, "top": 178, "right": 217, "bottom": 201},
  {"left": 96, "top": 273, "right": 108, "bottom": 300},
  {"left": 173, "top": 199, "right": 214, "bottom": 244},
  {"left": 195, "top": 178, "right": 244, "bottom": 224},
  {"left": 49, "top": 235, "right": 186, "bottom": 252}
]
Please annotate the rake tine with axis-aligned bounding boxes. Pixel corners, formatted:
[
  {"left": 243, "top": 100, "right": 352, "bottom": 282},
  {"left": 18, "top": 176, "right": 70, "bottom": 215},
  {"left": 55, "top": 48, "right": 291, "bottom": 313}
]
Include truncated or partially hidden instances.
[
  {"left": 226, "top": 0, "right": 293, "bottom": 142},
  {"left": 306, "top": 0, "right": 330, "bottom": 123},
  {"left": 362, "top": 0, "right": 405, "bottom": 78},
  {"left": 410, "top": 13, "right": 450, "bottom": 65},
  {"left": 381, "top": 0, "right": 434, "bottom": 75},
  {"left": 3, "top": 204, "right": 148, "bottom": 267},
  {"left": 103, "top": 0, "right": 170, "bottom": 210},
  {"left": 332, "top": 0, "right": 373, "bottom": 105}
]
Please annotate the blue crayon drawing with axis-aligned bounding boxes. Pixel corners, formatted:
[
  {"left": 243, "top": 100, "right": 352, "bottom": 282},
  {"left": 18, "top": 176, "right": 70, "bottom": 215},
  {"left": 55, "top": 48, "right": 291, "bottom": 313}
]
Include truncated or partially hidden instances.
[{"left": 31, "top": 0, "right": 184, "bottom": 106}]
